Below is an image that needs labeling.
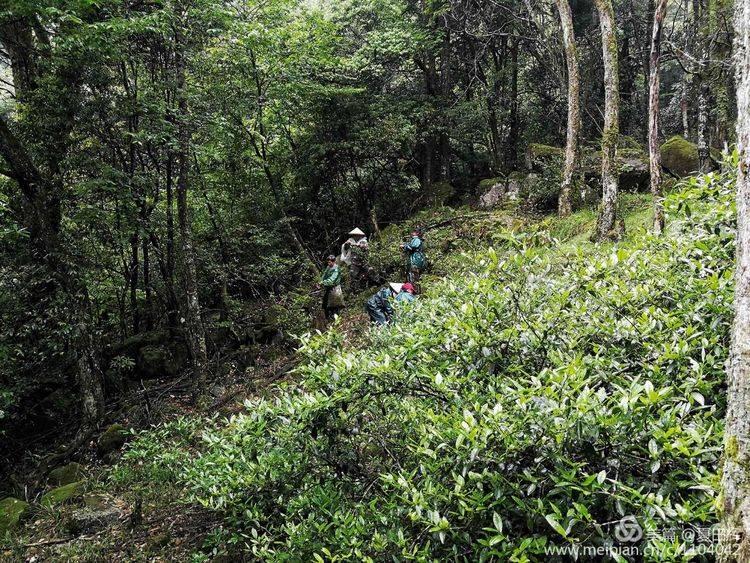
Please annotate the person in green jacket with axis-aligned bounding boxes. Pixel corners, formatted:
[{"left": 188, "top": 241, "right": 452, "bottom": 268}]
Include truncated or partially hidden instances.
[
  {"left": 400, "top": 227, "right": 426, "bottom": 293},
  {"left": 320, "top": 255, "right": 343, "bottom": 320}
]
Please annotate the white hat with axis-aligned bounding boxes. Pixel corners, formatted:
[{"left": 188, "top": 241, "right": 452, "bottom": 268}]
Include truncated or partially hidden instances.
[
  {"left": 349, "top": 227, "right": 366, "bottom": 236},
  {"left": 389, "top": 282, "right": 404, "bottom": 294}
]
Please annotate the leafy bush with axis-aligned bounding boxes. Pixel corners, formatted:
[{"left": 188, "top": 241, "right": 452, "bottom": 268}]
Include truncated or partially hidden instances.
[{"left": 122, "top": 171, "right": 734, "bottom": 560}]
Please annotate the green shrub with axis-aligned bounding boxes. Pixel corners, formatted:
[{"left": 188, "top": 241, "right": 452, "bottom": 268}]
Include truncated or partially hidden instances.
[{"left": 121, "top": 170, "right": 734, "bottom": 560}]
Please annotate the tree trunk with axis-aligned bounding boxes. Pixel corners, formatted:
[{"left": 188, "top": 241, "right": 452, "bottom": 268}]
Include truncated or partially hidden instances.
[
  {"left": 681, "top": 80, "right": 691, "bottom": 139},
  {"left": 697, "top": 78, "right": 711, "bottom": 171},
  {"left": 174, "top": 30, "right": 208, "bottom": 395},
  {"left": 593, "top": 0, "right": 622, "bottom": 241},
  {"left": 439, "top": 15, "right": 451, "bottom": 181},
  {"left": 555, "top": 0, "right": 581, "bottom": 217},
  {"left": 643, "top": 0, "right": 655, "bottom": 143},
  {"left": 648, "top": 0, "right": 668, "bottom": 235},
  {"left": 720, "top": 1, "right": 750, "bottom": 559},
  {"left": 129, "top": 233, "right": 140, "bottom": 333},
  {"left": 0, "top": 15, "right": 104, "bottom": 442},
  {"left": 165, "top": 152, "right": 179, "bottom": 329},
  {"left": 142, "top": 235, "right": 153, "bottom": 330},
  {"left": 694, "top": 0, "right": 711, "bottom": 172},
  {"left": 504, "top": 37, "right": 520, "bottom": 171}
]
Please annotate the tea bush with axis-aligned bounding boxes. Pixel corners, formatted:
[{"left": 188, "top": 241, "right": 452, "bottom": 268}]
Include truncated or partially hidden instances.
[{"left": 121, "top": 171, "right": 734, "bottom": 560}]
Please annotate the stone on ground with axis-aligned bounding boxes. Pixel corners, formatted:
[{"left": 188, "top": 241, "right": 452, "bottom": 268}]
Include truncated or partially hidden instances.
[
  {"left": 65, "top": 506, "right": 122, "bottom": 534},
  {"left": 41, "top": 481, "right": 85, "bottom": 507},
  {"left": 48, "top": 462, "right": 85, "bottom": 486},
  {"left": 0, "top": 497, "right": 30, "bottom": 534},
  {"left": 97, "top": 424, "right": 129, "bottom": 455}
]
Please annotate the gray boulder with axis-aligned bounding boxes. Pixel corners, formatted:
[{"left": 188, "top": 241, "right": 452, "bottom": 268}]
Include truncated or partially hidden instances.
[
  {"left": 65, "top": 506, "right": 122, "bottom": 534},
  {"left": 49, "top": 462, "right": 85, "bottom": 486}
]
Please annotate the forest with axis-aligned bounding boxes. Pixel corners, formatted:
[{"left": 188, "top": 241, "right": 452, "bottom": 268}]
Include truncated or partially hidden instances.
[{"left": 1, "top": 0, "right": 750, "bottom": 560}]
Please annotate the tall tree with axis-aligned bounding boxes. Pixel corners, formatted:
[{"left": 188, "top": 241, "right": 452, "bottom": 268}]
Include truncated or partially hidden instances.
[
  {"left": 593, "top": 0, "right": 622, "bottom": 241},
  {"left": 695, "top": 0, "right": 712, "bottom": 173},
  {"left": 555, "top": 0, "right": 581, "bottom": 217},
  {"left": 173, "top": 5, "right": 209, "bottom": 394},
  {"left": 648, "top": 0, "right": 668, "bottom": 234},
  {"left": 720, "top": 0, "right": 750, "bottom": 558},
  {"left": 0, "top": 16, "right": 105, "bottom": 443}
]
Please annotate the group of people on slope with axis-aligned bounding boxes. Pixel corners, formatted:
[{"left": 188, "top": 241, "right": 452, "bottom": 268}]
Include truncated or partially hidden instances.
[{"left": 319, "top": 226, "right": 427, "bottom": 326}]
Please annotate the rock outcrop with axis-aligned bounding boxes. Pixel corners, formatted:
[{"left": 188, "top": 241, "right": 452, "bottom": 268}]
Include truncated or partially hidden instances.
[
  {"left": 480, "top": 138, "right": 651, "bottom": 211},
  {"left": 107, "top": 331, "right": 188, "bottom": 381}
]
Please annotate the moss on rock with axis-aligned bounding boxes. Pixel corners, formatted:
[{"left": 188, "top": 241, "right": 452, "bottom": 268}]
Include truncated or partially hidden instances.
[
  {"left": 49, "top": 462, "right": 85, "bottom": 486},
  {"left": 525, "top": 144, "right": 563, "bottom": 172},
  {"left": 0, "top": 497, "right": 30, "bottom": 534},
  {"left": 41, "top": 481, "right": 84, "bottom": 507},
  {"left": 661, "top": 136, "right": 700, "bottom": 177},
  {"left": 83, "top": 493, "right": 108, "bottom": 510},
  {"left": 98, "top": 424, "right": 129, "bottom": 455},
  {"left": 478, "top": 177, "right": 503, "bottom": 192},
  {"left": 527, "top": 143, "right": 563, "bottom": 158}
]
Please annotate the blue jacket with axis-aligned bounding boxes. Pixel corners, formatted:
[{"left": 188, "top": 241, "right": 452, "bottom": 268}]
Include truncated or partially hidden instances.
[
  {"left": 366, "top": 287, "right": 394, "bottom": 316},
  {"left": 395, "top": 292, "right": 415, "bottom": 304},
  {"left": 403, "top": 236, "right": 426, "bottom": 269}
]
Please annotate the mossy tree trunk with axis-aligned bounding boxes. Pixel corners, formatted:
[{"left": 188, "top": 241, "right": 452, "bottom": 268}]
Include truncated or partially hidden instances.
[
  {"left": 593, "top": 0, "right": 622, "bottom": 241},
  {"left": 174, "top": 17, "right": 209, "bottom": 397},
  {"left": 694, "top": 0, "right": 711, "bottom": 173},
  {"left": 504, "top": 36, "right": 520, "bottom": 172},
  {"left": 555, "top": 0, "right": 580, "bottom": 218},
  {"left": 0, "top": 22, "right": 104, "bottom": 439},
  {"left": 439, "top": 14, "right": 451, "bottom": 181},
  {"left": 648, "top": 0, "right": 668, "bottom": 235},
  {"left": 720, "top": 0, "right": 750, "bottom": 559}
]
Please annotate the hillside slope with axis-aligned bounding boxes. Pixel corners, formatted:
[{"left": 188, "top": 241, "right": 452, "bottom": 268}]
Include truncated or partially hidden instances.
[{"left": 5, "top": 172, "right": 735, "bottom": 561}]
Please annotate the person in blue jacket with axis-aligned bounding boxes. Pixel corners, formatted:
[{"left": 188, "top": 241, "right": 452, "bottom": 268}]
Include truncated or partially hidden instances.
[
  {"left": 395, "top": 282, "right": 416, "bottom": 304},
  {"left": 400, "top": 227, "right": 426, "bottom": 292},
  {"left": 365, "top": 283, "right": 400, "bottom": 325}
]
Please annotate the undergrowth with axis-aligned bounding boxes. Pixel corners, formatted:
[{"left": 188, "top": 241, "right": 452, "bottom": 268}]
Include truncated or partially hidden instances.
[{"left": 114, "top": 172, "right": 734, "bottom": 561}]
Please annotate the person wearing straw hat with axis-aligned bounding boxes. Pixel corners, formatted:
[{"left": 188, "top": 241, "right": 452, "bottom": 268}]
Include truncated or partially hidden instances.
[
  {"left": 364, "top": 282, "right": 402, "bottom": 325},
  {"left": 340, "top": 227, "right": 370, "bottom": 292}
]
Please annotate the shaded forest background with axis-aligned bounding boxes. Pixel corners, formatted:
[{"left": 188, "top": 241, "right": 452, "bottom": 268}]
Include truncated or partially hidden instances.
[{"left": 0, "top": 0, "right": 735, "bottom": 478}]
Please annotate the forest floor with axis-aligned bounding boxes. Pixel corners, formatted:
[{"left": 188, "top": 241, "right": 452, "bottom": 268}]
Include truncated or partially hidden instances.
[{"left": 1, "top": 192, "right": 658, "bottom": 562}]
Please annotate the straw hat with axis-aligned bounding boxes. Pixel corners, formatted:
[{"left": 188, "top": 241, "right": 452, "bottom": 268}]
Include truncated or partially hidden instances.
[
  {"left": 389, "top": 282, "right": 404, "bottom": 294},
  {"left": 348, "top": 227, "right": 366, "bottom": 237}
]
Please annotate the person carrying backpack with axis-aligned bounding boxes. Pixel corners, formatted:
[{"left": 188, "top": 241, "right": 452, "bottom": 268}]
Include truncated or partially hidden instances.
[
  {"left": 340, "top": 227, "right": 370, "bottom": 292},
  {"left": 400, "top": 227, "right": 426, "bottom": 292}
]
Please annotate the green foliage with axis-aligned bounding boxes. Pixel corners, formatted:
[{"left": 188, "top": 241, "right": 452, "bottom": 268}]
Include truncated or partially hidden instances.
[
  {"left": 119, "top": 171, "right": 734, "bottom": 560},
  {"left": 0, "top": 498, "right": 30, "bottom": 535}
]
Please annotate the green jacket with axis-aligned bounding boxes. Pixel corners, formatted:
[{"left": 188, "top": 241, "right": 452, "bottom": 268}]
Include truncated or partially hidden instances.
[
  {"left": 321, "top": 265, "right": 342, "bottom": 287},
  {"left": 403, "top": 236, "right": 426, "bottom": 269}
]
